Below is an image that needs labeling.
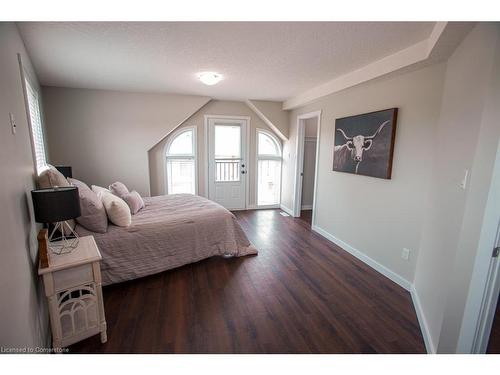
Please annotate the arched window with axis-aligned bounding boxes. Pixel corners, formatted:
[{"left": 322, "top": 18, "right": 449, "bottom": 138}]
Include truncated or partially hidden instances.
[
  {"left": 165, "top": 127, "right": 197, "bottom": 194},
  {"left": 257, "top": 130, "right": 282, "bottom": 206}
]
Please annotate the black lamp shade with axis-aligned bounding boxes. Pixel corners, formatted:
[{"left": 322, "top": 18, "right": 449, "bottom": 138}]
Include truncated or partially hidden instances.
[
  {"left": 55, "top": 166, "right": 72, "bottom": 178},
  {"left": 31, "top": 187, "right": 81, "bottom": 223}
]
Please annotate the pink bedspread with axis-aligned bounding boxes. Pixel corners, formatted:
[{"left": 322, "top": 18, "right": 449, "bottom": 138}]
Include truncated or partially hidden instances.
[{"left": 76, "top": 194, "right": 257, "bottom": 285}]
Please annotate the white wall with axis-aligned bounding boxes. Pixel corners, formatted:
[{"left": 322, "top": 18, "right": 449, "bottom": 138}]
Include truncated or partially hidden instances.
[
  {"left": 148, "top": 100, "right": 280, "bottom": 207},
  {"left": 282, "top": 63, "right": 446, "bottom": 283},
  {"left": 42, "top": 87, "right": 211, "bottom": 196},
  {"left": 414, "top": 23, "right": 500, "bottom": 353},
  {"left": 0, "top": 23, "right": 49, "bottom": 349}
]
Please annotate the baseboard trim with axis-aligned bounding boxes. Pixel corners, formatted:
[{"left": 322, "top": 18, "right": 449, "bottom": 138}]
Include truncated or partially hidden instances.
[
  {"left": 311, "top": 223, "right": 435, "bottom": 353},
  {"left": 247, "top": 204, "right": 280, "bottom": 210},
  {"left": 279, "top": 204, "right": 294, "bottom": 216},
  {"left": 301, "top": 205, "right": 313, "bottom": 210},
  {"left": 311, "top": 224, "right": 411, "bottom": 291},
  {"left": 410, "top": 286, "right": 436, "bottom": 354}
]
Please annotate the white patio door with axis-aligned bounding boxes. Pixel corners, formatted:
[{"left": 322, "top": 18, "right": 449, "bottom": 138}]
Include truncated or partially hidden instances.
[{"left": 207, "top": 117, "right": 247, "bottom": 210}]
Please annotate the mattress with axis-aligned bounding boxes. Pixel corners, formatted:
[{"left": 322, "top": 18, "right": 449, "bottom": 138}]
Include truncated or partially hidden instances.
[{"left": 75, "top": 194, "right": 257, "bottom": 285}]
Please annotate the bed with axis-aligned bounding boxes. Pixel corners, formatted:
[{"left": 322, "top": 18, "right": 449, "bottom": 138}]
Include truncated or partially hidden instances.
[{"left": 75, "top": 194, "right": 258, "bottom": 286}]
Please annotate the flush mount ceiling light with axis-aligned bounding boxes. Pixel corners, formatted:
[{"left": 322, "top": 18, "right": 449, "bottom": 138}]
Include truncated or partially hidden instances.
[{"left": 197, "top": 71, "right": 223, "bottom": 86}]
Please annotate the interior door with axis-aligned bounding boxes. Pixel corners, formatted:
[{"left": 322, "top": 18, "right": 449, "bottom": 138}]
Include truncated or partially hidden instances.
[{"left": 208, "top": 118, "right": 247, "bottom": 210}]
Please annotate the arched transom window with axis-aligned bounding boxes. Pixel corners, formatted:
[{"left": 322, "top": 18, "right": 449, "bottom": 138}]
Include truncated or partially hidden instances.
[
  {"left": 257, "top": 130, "right": 282, "bottom": 206},
  {"left": 165, "top": 127, "right": 197, "bottom": 194}
]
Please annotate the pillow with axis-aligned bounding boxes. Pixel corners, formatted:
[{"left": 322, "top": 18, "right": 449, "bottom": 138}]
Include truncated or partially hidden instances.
[
  {"left": 68, "top": 178, "right": 108, "bottom": 233},
  {"left": 100, "top": 191, "right": 132, "bottom": 227},
  {"left": 91, "top": 185, "right": 111, "bottom": 198},
  {"left": 37, "top": 165, "right": 70, "bottom": 189},
  {"left": 109, "top": 181, "right": 129, "bottom": 198},
  {"left": 122, "top": 191, "right": 145, "bottom": 214}
]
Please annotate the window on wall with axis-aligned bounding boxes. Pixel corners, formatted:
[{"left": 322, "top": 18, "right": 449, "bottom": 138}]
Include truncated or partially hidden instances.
[
  {"left": 257, "top": 130, "right": 282, "bottom": 206},
  {"left": 25, "top": 77, "right": 48, "bottom": 174},
  {"left": 165, "top": 128, "right": 196, "bottom": 194}
]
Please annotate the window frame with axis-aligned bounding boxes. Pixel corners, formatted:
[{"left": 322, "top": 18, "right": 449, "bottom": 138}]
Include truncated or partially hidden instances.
[
  {"left": 164, "top": 126, "right": 198, "bottom": 195},
  {"left": 256, "top": 128, "right": 282, "bottom": 207},
  {"left": 22, "top": 67, "right": 48, "bottom": 176}
]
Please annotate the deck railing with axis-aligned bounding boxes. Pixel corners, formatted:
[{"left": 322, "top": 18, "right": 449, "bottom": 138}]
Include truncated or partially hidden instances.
[{"left": 215, "top": 159, "right": 240, "bottom": 182}]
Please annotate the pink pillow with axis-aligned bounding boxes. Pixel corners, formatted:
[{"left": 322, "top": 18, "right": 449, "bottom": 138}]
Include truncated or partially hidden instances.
[
  {"left": 109, "top": 181, "right": 129, "bottom": 198},
  {"left": 68, "top": 178, "right": 108, "bottom": 233},
  {"left": 122, "top": 191, "right": 145, "bottom": 214}
]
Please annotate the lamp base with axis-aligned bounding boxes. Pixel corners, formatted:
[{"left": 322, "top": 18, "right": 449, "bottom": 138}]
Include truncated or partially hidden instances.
[{"left": 48, "top": 221, "right": 79, "bottom": 255}]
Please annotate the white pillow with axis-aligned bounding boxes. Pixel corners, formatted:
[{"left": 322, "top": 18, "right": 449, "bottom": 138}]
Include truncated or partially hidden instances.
[
  {"left": 91, "top": 185, "right": 111, "bottom": 198},
  {"left": 99, "top": 191, "right": 132, "bottom": 227}
]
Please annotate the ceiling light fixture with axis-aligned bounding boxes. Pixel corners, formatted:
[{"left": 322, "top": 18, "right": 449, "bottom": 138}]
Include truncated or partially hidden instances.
[{"left": 198, "top": 71, "right": 223, "bottom": 86}]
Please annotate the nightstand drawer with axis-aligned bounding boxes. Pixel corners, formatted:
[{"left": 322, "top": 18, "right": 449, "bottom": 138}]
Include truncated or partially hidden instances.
[{"left": 53, "top": 263, "right": 94, "bottom": 291}]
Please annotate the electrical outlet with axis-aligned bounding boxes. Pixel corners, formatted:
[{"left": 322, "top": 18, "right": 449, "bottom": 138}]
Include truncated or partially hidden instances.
[
  {"left": 401, "top": 248, "right": 411, "bottom": 261},
  {"left": 9, "top": 113, "right": 16, "bottom": 135}
]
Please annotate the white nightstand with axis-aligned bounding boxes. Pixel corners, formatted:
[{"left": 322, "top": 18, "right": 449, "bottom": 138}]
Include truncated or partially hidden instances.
[{"left": 39, "top": 235, "right": 107, "bottom": 349}]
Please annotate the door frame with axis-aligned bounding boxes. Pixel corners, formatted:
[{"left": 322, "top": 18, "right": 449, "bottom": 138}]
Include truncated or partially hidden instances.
[
  {"left": 457, "top": 140, "right": 500, "bottom": 353},
  {"left": 204, "top": 115, "right": 251, "bottom": 210},
  {"left": 293, "top": 110, "right": 322, "bottom": 224}
]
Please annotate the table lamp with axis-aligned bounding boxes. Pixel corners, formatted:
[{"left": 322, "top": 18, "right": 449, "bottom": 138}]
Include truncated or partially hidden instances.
[
  {"left": 54, "top": 165, "right": 73, "bottom": 179},
  {"left": 31, "top": 186, "right": 81, "bottom": 254}
]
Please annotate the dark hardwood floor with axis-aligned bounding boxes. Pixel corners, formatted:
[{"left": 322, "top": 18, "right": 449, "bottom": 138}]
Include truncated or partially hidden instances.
[
  {"left": 69, "top": 209, "right": 425, "bottom": 353},
  {"left": 487, "top": 293, "right": 500, "bottom": 354},
  {"left": 299, "top": 209, "right": 313, "bottom": 226}
]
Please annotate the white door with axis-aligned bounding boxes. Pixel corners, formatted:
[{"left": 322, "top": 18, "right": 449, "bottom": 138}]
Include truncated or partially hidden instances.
[{"left": 207, "top": 118, "right": 247, "bottom": 210}]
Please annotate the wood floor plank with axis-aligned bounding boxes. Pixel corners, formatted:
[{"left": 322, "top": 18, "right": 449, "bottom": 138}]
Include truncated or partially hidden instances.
[{"left": 68, "top": 209, "right": 425, "bottom": 353}]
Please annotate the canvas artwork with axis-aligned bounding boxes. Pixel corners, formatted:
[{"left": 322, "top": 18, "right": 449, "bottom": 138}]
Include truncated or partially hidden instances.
[{"left": 332, "top": 108, "right": 398, "bottom": 179}]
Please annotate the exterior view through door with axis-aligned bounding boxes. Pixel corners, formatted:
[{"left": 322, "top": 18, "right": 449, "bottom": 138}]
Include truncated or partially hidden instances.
[
  {"left": 207, "top": 117, "right": 247, "bottom": 210},
  {"left": 257, "top": 129, "right": 282, "bottom": 207}
]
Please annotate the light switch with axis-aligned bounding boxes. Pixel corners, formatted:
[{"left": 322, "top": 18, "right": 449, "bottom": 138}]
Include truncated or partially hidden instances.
[
  {"left": 9, "top": 113, "right": 16, "bottom": 135},
  {"left": 401, "top": 248, "right": 411, "bottom": 261},
  {"left": 460, "top": 169, "right": 469, "bottom": 190}
]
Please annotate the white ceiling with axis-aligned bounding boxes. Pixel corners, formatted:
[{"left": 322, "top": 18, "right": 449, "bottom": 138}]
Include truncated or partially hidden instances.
[{"left": 17, "top": 22, "right": 435, "bottom": 101}]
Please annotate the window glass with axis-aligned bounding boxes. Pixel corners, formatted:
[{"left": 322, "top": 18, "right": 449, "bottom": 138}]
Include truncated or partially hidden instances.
[
  {"left": 257, "top": 131, "right": 282, "bottom": 206},
  {"left": 258, "top": 160, "right": 281, "bottom": 206},
  {"left": 166, "top": 159, "right": 195, "bottom": 194},
  {"left": 215, "top": 125, "right": 240, "bottom": 159},
  {"left": 168, "top": 130, "right": 193, "bottom": 155},
  {"left": 166, "top": 129, "right": 196, "bottom": 194},
  {"left": 258, "top": 132, "right": 280, "bottom": 156},
  {"left": 25, "top": 78, "right": 47, "bottom": 174}
]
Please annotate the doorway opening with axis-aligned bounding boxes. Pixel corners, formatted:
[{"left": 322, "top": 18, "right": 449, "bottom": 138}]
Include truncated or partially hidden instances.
[{"left": 293, "top": 111, "right": 321, "bottom": 226}]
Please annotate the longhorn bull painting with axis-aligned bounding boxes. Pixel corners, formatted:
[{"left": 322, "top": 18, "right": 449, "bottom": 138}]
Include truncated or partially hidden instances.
[{"left": 333, "top": 108, "right": 398, "bottom": 179}]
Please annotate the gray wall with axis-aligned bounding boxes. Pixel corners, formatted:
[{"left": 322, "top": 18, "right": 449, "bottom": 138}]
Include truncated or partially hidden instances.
[
  {"left": 0, "top": 23, "right": 49, "bottom": 348},
  {"left": 414, "top": 23, "right": 500, "bottom": 353},
  {"left": 281, "top": 62, "right": 446, "bottom": 283},
  {"left": 247, "top": 100, "right": 290, "bottom": 139},
  {"left": 42, "top": 87, "right": 211, "bottom": 196},
  {"left": 281, "top": 23, "right": 500, "bottom": 353},
  {"left": 148, "top": 100, "right": 280, "bottom": 207}
]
